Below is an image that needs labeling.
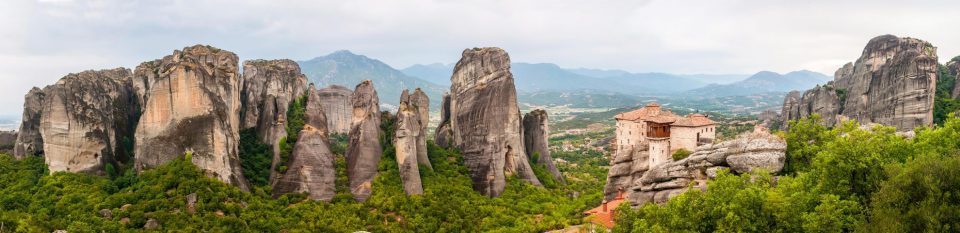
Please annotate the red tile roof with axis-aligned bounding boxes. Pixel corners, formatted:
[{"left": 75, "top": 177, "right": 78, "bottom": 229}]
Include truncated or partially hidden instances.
[
  {"left": 584, "top": 192, "right": 627, "bottom": 229},
  {"left": 614, "top": 103, "right": 715, "bottom": 127},
  {"left": 673, "top": 114, "right": 717, "bottom": 127}
]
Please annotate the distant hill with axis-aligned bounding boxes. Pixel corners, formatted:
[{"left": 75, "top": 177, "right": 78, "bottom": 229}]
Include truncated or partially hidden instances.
[
  {"left": 517, "top": 90, "right": 640, "bottom": 108},
  {"left": 298, "top": 50, "right": 445, "bottom": 110},
  {"left": 400, "top": 63, "right": 453, "bottom": 86},
  {"left": 684, "top": 70, "right": 831, "bottom": 97},
  {"left": 568, "top": 68, "right": 749, "bottom": 85}
]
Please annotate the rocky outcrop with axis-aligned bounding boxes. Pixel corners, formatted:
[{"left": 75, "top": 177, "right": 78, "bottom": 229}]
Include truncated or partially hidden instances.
[
  {"left": 434, "top": 92, "right": 454, "bottom": 148},
  {"left": 441, "top": 47, "right": 541, "bottom": 197},
  {"left": 409, "top": 88, "right": 431, "bottom": 169},
  {"left": 394, "top": 90, "right": 424, "bottom": 195},
  {"left": 628, "top": 128, "right": 786, "bottom": 206},
  {"left": 239, "top": 59, "right": 308, "bottom": 183},
  {"left": 346, "top": 80, "right": 383, "bottom": 201},
  {"left": 134, "top": 45, "right": 250, "bottom": 191},
  {"left": 948, "top": 60, "right": 960, "bottom": 99},
  {"left": 317, "top": 85, "right": 353, "bottom": 135},
  {"left": 602, "top": 144, "right": 649, "bottom": 201},
  {"left": 272, "top": 85, "right": 335, "bottom": 200},
  {"left": 38, "top": 68, "right": 139, "bottom": 175},
  {"left": 779, "top": 91, "right": 801, "bottom": 128},
  {"left": 522, "top": 109, "right": 563, "bottom": 183},
  {"left": 780, "top": 35, "right": 938, "bottom": 131},
  {"left": 13, "top": 88, "right": 45, "bottom": 158},
  {"left": 272, "top": 125, "right": 336, "bottom": 200}
]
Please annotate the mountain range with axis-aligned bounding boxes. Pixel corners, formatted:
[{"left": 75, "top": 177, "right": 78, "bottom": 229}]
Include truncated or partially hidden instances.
[{"left": 683, "top": 70, "right": 832, "bottom": 97}]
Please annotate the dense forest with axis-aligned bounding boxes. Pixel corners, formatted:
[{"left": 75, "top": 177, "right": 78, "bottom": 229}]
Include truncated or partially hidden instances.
[
  {"left": 615, "top": 115, "right": 960, "bottom": 232},
  {"left": 0, "top": 106, "right": 609, "bottom": 232}
]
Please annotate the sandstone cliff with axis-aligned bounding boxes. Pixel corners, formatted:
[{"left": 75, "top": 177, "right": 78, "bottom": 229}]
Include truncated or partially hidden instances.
[
  {"left": 434, "top": 92, "right": 454, "bottom": 148},
  {"left": 134, "top": 45, "right": 250, "bottom": 191},
  {"left": 13, "top": 87, "right": 45, "bottom": 158},
  {"left": 948, "top": 60, "right": 960, "bottom": 99},
  {"left": 409, "top": 88, "right": 432, "bottom": 169},
  {"left": 346, "top": 80, "right": 383, "bottom": 201},
  {"left": 780, "top": 35, "right": 938, "bottom": 131},
  {"left": 628, "top": 128, "right": 786, "bottom": 205},
  {"left": 522, "top": 109, "right": 564, "bottom": 183},
  {"left": 394, "top": 90, "right": 424, "bottom": 195},
  {"left": 441, "top": 47, "right": 542, "bottom": 197},
  {"left": 272, "top": 124, "right": 337, "bottom": 201},
  {"left": 39, "top": 68, "right": 139, "bottom": 175},
  {"left": 239, "top": 59, "right": 308, "bottom": 184},
  {"left": 317, "top": 85, "right": 353, "bottom": 135}
]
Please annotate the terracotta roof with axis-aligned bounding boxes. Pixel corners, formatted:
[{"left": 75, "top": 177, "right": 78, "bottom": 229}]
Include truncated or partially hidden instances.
[
  {"left": 614, "top": 102, "right": 683, "bottom": 123},
  {"left": 584, "top": 192, "right": 627, "bottom": 229},
  {"left": 672, "top": 114, "right": 717, "bottom": 127},
  {"left": 645, "top": 111, "right": 681, "bottom": 124}
]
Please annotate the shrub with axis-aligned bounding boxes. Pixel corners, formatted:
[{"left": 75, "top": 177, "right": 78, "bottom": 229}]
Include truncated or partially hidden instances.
[{"left": 672, "top": 148, "right": 691, "bottom": 161}]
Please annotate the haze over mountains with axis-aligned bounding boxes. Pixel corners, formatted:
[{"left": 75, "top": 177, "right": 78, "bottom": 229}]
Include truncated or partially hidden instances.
[{"left": 288, "top": 50, "right": 831, "bottom": 110}]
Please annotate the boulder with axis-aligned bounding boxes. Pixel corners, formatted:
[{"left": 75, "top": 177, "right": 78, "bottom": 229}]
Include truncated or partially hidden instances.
[
  {"left": 393, "top": 90, "right": 424, "bottom": 195},
  {"left": 409, "top": 88, "right": 431, "bottom": 169},
  {"left": 134, "top": 45, "right": 250, "bottom": 191},
  {"left": 780, "top": 35, "right": 938, "bottom": 131},
  {"left": 13, "top": 87, "right": 45, "bottom": 158},
  {"left": 346, "top": 80, "right": 382, "bottom": 201},
  {"left": 522, "top": 109, "right": 564, "bottom": 183},
  {"left": 445, "top": 47, "right": 541, "bottom": 197},
  {"left": 39, "top": 68, "right": 139, "bottom": 175},
  {"left": 317, "top": 85, "right": 353, "bottom": 134}
]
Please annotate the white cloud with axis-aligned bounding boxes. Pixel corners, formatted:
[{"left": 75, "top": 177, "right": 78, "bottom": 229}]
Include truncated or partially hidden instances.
[{"left": 1, "top": 0, "right": 960, "bottom": 115}]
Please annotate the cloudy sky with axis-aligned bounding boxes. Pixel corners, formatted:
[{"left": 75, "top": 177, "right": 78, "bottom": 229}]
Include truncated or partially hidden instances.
[{"left": 1, "top": 0, "right": 959, "bottom": 116}]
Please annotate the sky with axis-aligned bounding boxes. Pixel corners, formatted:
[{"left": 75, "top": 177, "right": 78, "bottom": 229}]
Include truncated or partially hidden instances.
[{"left": 2, "top": 0, "right": 960, "bottom": 116}]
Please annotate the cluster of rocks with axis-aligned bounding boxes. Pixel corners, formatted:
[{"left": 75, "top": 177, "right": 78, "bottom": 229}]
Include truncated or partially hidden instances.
[
  {"left": 605, "top": 127, "right": 787, "bottom": 206},
  {"left": 780, "top": 35, "right": 939, "bottom": 131},
  {"left": 12, "top": 45, "right": 561, "bottom": 201}
]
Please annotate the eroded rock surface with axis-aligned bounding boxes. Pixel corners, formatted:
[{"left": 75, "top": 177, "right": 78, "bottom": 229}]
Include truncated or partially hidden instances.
[
  {"left": 394, "top": 90, "right": 424, "bottom": 195},
  {"left": 39, "top": 68, "right": 139, "bottom": 175},
  {"left": 134, "top": 45, "right": 250, "bottom": 191},
  {"left": 780, "top": 35, "right": 938, "bottom": 131},
  {"left": 346, "top": 80, "right": 382, "bottom": 201},
  {"left": 317, "top": 85, "right": 353, "bottom": 134},
  {"left": 522, "top": 109, "right": 563, "bottom": 183},
  {"left": 272, "top": 125, "right": 336, "bottom": 200},
  {"left": 409, "top": 88, "right": 431, "bottom": 169},
  {"left": 440, "top": 47, "right": 541, "bottom": 197},
  {"left": 628, "top": 128, "right": 786, "bottom": 206},
  {"left": 14, "top": 88, "right": 45, "bottom": 158},
  {"left": 239, "top": 59, "right": 308, "bottom": 183},
  {"left": 434, "top": 92, "right": 454, "bottom": 148}
]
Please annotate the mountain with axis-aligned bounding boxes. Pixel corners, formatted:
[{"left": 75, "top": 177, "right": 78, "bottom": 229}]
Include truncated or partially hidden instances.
[
  {"left": 598, "top": 72, "right": 709, "bottom": 94},
  {"left": 517, "top": 90, "right": 641, "bottom": 108},
  {"left": 684, "top": 70, "right": 831, "bottom": 97},
  {"left": 298, "top": 50, "right": 445, "bottom": 110},
  {"left": 569, "top": 68, "right": 749, "bottom": 85},
  {"left": 400, "top": 63, "right": 453, "bottom": 86}
]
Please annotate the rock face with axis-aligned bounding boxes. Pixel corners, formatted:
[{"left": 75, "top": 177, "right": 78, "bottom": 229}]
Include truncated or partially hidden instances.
[
  {"left": 13, "top": 88, "right": 45, "bottom": 158},
  {"left": 394, "top": 90, "right": 424, "bottom": 195},
  {"left": 779, "top": 91, "right": 802, "bottom": 128},
  {"left": 317, "top": 85, "right": 353, "bottom": 135},
  {"left": 346, "top": 80, "right": 383, "bottom": 201},
  {"left": 434, "top": 92, "right": 454, "bottom": 148},
  {"left": 134, "top": 45, "right": 250, "bottom": 191},
  {"left": 948, "top": 60, "right": 960, "bottom": 99},
  {"left": 522, "top": 109, "right": 564, "bottom": 183},
  {"left": 602, "top": 143, "right": 649, "bottom": 201},
  {"left": 439, "top": 47, "right": 541, "bottom": 197},
  {"left": 780, "top": 35, "right": 938, "bottom": 131},
  {"left": 272, "top": 86, "right": 335, "bottom": 200},
  {"left": 409, "top": 88, "right": 432, "bottom": 169},
  {"left": 272, "top": 125, "right": 336, "bottom": 200},
  {"left": 38, "top": 68, "right": 139, "bottom": 174},
  {"left": 239, "top": 59, "right": 308, "bottom": 183},
  {"left": 628, "top": 128, "right": 786, "bottom": 206}
]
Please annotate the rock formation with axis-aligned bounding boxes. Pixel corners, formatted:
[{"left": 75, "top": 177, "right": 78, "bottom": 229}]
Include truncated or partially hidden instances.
[
  {"left": 603, "top": 143, "right": 648, "bottom": 201},
  {"left": 394, "top": 90, "right": 424, "bottom": 195},
  {"left": 628, "top": 128, "right": 786, "bottom": 206},
  {"left": 780, "top": 35, "right": 938, "bottom": 131},
  {"left": 522, "top": 109, "right": 564, "bottom": 183},
  {"left": 272, "top": 86, "right": 335, "bottom": 200},
  {"left": 239, "top": 59, "right": 308, "bottom": 183},
  {"left": 439, "top": 47, "right": 541, "bottom": 197},
  {"left": 434, "top": 92, "right": 454, "bottom": 148},
  {"left": 133, "top": 45, "right": 250, "bottom": 191},
  {"left": 409, "top": 88, "right": 432, "bottom": 169},
  {"left": 948, "top": 60, "right": 960, "bottom": 99},
  {"left": 13, "top": 88, "right": 45, "bottom": 158},
  {"left": 317, "top": 85, "right": 353, "bottom": 135},
  {"left": 346, "top": 80, "right": 383, "bottom": 201},
  {"left": 0, "top": 131, "right": 16, "bottom": 155},
  {"left": 272, "top": 125, "right": 336, "bottom": 200},
  {"left": 38, "top": 68, "right": 139, "bottom": 174},
  {"left": 779, "top": 91, "right": 802, "bottom": 128}
]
